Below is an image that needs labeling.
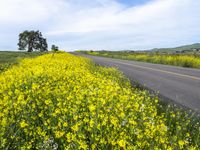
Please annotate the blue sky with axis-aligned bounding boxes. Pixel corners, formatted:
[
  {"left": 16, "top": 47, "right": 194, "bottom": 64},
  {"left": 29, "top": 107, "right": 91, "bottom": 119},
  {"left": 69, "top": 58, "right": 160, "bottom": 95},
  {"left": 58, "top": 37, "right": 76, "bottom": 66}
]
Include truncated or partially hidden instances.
[
  {"left": 117, "top": 0, "right": 150, "bottom": 6},
  {"left": 0, "top": 0, "right": 200, "bottom": 51}
]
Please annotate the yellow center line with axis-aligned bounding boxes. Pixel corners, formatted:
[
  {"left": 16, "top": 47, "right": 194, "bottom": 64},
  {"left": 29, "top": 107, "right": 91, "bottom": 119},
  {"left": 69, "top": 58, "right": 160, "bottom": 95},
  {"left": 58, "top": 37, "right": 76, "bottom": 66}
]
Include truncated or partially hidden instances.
[{"left": 111, "top": 60, "right": 200, "bottom": 81}]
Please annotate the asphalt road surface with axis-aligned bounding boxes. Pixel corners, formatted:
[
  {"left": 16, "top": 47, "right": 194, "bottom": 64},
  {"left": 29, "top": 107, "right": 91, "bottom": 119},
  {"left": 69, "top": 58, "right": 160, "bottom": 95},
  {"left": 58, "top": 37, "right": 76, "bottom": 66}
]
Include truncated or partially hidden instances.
[{"left": 73, "top": 53, "right": 200, "bottom": 112}]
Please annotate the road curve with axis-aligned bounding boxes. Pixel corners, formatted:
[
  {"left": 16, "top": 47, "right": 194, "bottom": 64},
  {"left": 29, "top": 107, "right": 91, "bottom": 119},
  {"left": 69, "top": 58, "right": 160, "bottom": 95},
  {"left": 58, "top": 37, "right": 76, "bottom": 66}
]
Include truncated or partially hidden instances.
[{"left": 72, "top": 52, "right": 200, "bottom": 112}]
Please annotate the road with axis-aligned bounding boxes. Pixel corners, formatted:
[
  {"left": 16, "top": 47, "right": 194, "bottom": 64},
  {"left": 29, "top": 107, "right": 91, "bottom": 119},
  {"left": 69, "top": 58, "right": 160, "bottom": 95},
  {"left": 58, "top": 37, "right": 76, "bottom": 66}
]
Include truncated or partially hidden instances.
[{"left": 73, "top": 52, "right": 200, "bottom": 112}]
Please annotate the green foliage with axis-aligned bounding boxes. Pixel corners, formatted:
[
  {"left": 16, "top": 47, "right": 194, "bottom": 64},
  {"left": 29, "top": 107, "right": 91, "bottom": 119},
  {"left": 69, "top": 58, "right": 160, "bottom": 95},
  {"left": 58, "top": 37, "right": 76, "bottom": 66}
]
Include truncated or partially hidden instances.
[
  {"left": 51, "top": 45, "right": 59, "bottom": 52},
  {"left": 18, "top": 30, "right": 48, "bottom": 52},
  {"left": 0, "top": 63, "right": 12, "bottom": 73}
]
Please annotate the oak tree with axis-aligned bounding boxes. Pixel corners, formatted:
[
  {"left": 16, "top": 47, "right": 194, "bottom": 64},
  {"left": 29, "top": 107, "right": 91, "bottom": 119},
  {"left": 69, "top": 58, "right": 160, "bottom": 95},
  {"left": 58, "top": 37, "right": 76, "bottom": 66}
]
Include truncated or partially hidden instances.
[{"left": 18, "top": 30, "right": 48, "bottom": 52}]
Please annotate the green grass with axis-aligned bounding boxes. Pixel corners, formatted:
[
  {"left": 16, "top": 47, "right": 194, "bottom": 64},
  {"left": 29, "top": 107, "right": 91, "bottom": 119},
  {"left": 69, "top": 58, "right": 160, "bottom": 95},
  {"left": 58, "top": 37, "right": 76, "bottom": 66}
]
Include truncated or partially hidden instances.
[
  {"left": 0, "top": 51, "right": 44, "bottom": 73},
  {"left": 0, "top": 51, "right": 43, "bottom": 64}
]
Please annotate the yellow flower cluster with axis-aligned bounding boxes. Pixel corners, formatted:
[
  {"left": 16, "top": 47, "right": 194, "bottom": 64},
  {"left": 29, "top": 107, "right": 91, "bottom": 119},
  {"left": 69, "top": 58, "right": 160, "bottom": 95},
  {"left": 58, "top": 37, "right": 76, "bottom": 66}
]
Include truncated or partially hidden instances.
[
  {"left": 87, "top": 51, "right": 200, "bottom": 68},
  {"left": 0, "top": 52, "right": 199, "bottom": 149},
  {"left": 126, "top": 54, "right": 200, "bottom": 68}
]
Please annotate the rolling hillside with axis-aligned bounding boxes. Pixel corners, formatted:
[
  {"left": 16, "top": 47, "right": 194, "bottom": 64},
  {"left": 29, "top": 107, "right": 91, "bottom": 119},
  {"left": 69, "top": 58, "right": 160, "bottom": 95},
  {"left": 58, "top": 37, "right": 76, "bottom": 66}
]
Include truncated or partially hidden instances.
[{"left": 152, "top": 43, "right": 200, "bottom": 53}]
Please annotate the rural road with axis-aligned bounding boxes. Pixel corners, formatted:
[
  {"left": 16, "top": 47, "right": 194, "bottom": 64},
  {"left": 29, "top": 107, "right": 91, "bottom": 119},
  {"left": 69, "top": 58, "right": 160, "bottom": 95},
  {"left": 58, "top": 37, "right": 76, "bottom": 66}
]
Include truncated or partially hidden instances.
[{"left": 73, "top": 52, "right": 200, "bottom": 112}]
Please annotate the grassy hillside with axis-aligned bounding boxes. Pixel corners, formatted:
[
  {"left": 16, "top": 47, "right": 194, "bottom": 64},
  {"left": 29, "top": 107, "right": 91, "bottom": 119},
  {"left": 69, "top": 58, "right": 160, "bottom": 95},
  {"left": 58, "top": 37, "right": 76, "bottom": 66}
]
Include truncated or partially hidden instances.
[{"left": 152, "top": 43, "right": 200, "bottom": 53}]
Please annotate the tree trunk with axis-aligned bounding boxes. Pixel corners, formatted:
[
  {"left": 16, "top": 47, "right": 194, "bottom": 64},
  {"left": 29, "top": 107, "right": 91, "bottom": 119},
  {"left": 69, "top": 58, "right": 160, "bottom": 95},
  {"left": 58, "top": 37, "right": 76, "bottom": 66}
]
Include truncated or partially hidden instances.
[{"left": 28, "top": 42, "right": 32, "bottom": 52}]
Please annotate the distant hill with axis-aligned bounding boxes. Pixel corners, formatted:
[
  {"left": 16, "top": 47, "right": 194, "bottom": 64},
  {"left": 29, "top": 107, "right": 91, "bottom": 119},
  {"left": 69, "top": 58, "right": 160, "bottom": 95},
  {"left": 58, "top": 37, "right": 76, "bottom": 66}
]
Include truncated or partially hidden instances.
[{"left": 152, "top": 43, "right": 200, "bottom": 53}]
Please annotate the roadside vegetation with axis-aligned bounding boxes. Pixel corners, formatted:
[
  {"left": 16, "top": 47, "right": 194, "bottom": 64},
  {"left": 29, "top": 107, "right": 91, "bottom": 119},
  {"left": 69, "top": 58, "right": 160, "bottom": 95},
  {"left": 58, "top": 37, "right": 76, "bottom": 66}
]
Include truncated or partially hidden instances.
[
  {"left": 0, "top": 51, "right": 43, "bottom": 73},
  {"left": 82, "top": 51, "right": 200, "bottom": 69},
  {"left": 0, "top": 52, "right": 199, "bottom": 149}
]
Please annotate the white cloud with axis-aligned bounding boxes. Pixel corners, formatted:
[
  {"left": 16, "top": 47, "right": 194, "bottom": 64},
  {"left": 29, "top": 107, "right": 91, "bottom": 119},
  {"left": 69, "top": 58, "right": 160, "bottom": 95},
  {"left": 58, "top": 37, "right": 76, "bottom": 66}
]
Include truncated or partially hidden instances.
[{"left": 0, "top": 0, "right": 200, "bottom": 50}]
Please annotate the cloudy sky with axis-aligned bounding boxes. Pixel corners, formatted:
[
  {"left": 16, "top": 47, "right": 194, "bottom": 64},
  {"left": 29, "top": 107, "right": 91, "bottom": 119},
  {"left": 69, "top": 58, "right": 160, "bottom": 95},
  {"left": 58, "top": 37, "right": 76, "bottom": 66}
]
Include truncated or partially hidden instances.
[{"left": 0, "top": 0, "right": 200, "bottom": 51}]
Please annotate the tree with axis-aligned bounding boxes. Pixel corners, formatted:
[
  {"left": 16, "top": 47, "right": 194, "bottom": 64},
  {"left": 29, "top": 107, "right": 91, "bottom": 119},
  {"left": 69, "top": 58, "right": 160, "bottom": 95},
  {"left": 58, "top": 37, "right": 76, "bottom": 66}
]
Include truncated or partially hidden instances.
[
  {"left": 51, "top": 45, "right": 59, "bottom": 52},
  {"left": 18, "top": 30, "right": 48, "bottom": 52}
]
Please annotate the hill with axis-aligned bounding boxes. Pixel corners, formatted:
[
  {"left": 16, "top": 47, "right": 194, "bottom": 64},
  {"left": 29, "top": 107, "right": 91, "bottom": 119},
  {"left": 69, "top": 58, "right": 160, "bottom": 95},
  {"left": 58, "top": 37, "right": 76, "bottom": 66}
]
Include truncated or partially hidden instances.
[{"left": 152, "top": 43, "right": 200, "bottom": 53}]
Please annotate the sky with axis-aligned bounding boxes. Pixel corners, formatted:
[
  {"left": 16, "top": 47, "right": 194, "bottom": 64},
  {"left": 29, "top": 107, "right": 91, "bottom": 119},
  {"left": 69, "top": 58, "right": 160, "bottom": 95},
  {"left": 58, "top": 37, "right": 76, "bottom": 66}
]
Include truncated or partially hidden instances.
[{"left": 0, "top": 0, "right": 200, "bottom": 51}]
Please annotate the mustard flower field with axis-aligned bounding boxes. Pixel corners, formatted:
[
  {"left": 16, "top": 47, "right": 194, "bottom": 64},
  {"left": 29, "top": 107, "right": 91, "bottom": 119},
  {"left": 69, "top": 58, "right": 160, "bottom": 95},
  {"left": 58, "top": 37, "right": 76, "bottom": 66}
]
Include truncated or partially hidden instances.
[
  {"left": 0, "top": 52, "right": 199, "bottom": 149},
  {"left": 85, "top": 51, "right": 200, "bottom": 69}
]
